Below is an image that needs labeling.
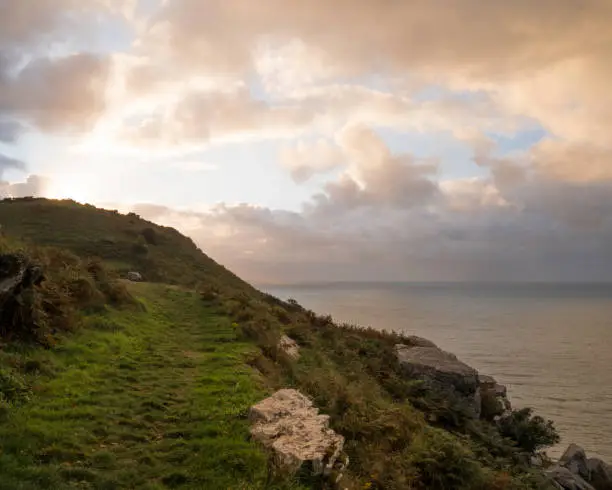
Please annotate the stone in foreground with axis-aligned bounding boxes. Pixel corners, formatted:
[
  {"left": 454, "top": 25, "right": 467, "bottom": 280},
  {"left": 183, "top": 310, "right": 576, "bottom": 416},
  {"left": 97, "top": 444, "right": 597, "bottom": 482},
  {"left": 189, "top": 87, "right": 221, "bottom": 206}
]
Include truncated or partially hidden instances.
[
  {"left": 546, "top": 465, "right": 595, "bottom": 490},
  {"left": 395, "top": 343, "right": 481, "bottom": 418},
  {"left": 587, "top": 458, "right": 612, "bottom": 490},
  {"left": 250, "top": 389, "right": 345, "bottom": 477},
  {"left": 561, "top": 444, "right": 590, "bottom": 480}
]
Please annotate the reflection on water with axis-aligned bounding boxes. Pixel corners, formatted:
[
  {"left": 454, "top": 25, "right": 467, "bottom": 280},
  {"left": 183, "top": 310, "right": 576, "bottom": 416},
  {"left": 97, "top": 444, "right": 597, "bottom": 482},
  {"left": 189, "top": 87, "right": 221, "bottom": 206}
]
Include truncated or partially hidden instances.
[{"left": 263, "top": 282, "right": 612, "bottom": 460}]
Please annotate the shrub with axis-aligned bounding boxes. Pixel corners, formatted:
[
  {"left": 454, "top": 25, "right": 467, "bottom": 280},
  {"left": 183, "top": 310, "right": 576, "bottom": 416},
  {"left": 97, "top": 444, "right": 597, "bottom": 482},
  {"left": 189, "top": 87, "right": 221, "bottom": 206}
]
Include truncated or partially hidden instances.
[
  {"left": 497, "top": 408, "right": 560, "bottom": 455},
  {"left": 199, "top": 285, "right": 220, "bottom": 302},
  {"left": 404, "top": 429, "right": 487, "bottom": 490},
  {"left": 0, "top": 367, "right": 31, "bottom": 403},
  {"left": 0, "top": 247, "right": 136, "bottom": 344},
  {"left": 141, "top": 227, "right": 158, "bottom": 245},
  {"left": 285, "top": 298, "right": 303, "bottom": 312},
  {"left": 131, "top": 240, "right": 148, "bottom": 256}
]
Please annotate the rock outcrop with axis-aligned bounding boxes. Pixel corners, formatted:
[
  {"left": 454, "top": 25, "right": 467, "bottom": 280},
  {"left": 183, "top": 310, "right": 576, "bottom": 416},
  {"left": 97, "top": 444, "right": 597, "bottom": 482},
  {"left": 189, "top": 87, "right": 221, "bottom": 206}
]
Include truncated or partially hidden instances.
[
  {"left": 249, "top": 389, "right": 346, "bottom": 479},
  {"left": 395, "top": 340, "right": 513, "bottom": 421},
  {"left": 587, "top": 458, "right": 612, "bottom": 490},
  {"left": 0, "top": 254, "right": 45, "bottom": 341},
  {"left": 561, "top": 445, "right": 591, "bottom": 481},
  {"left": 479, "top": 374, "right": 512, "bottom": 419},
  {"left": 395, "top": 343, "right": 482, "bottom": 418},
  {"left": 547, "top": 465, "right": 595, "bottom": 490},
  {"left": 405, "top": 335, "right": 438, "bottom": 348},
  {"left": 548, "top": 444, "right": 612, "bottom": 490},
  {"left": 278, "top": 335, "right": 300, "bottom": 360}
]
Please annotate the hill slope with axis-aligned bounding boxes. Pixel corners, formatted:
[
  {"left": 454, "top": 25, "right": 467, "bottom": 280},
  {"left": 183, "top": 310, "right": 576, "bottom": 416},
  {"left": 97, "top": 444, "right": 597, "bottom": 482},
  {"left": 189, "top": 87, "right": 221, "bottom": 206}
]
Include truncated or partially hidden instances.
[{"left": 0, "top": 197, "right": 247, "bottom": 291}]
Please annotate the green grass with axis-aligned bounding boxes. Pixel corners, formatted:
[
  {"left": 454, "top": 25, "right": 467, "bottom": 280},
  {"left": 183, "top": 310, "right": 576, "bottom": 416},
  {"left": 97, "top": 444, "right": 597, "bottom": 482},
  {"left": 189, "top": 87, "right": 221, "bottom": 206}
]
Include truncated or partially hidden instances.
[{"left": 0, "top": 283, "right": 277, "bottom": 490}]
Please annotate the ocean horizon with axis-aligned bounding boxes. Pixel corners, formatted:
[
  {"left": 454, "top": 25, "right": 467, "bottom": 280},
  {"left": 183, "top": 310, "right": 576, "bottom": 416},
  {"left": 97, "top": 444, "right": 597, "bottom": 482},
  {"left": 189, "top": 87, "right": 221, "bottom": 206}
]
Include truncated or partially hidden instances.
[{"left": 263, "top": 281, "right": 612, "bottom": 460}]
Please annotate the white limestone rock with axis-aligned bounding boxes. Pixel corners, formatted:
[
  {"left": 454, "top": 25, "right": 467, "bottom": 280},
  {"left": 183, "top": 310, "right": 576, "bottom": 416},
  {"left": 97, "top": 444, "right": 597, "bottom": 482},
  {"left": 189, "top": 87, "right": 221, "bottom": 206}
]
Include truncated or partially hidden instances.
[{"left": 250, "top": 389, "right": 345, "bottom": 477}]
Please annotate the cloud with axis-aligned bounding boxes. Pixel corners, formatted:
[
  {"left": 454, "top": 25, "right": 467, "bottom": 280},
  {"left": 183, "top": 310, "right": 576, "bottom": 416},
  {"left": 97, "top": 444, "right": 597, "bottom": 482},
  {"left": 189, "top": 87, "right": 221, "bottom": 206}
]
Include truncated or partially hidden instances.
[
  {"left": 529, "top": 140, "right": 612, "bottom": 183},
  {"left": 127, "top": 0, "right": 612, "bottom": 180},
  {"left": 0, "top": 53, "right": 111, "bottom": 131},
  {"left": 0, "top": 2, "right": 125, "bottom": 133},
  {"left": 137, "top": 0, "right": 612, "bottom": 131},
  {"left": 307, "top": 125, "right": 438, "bottom": 213},
  {"left": 0, "top": 175, "right": 49, "bottom": 198},
  {"left": 121, "top": 87, "right": 316, "bottom": 146},
  {"left": 0, "top": 121, "right": 25, "bottom": 143},
  {"left": 0, "top": 154, "right": 26, "bottom": 176},
  {"left": 121, "top": 123, "right": 612, "bottom": 283},
  {"left": 130, "top": 173, "right": 612, "bottom": 283},
  {"left": 280, "top": 139, "right": 345, "bottom": 183},
  {"left": 0, "top": 1, "right": 135, "bottom": 46},
  {"left": 144, "top": 0, "right": 611, "bottom": 78}
]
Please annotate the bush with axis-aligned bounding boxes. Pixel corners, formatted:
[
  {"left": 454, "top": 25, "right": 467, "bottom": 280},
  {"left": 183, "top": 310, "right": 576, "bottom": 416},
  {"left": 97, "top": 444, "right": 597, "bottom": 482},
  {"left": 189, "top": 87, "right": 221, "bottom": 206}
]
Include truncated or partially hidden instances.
[
  {"left": 405, "top": 429, "right": 487, "bottom": 490},
  {"left": 131, "top": 241, "right": 148, "bottom": 256},
  {"left": 497, "top": 408, "right": 560, "bottom": 455},
  {"left": 0, "top": 247, "right": 136, "bottom": 344},
  {"left": 0, "top": 367, "right": 31, "bottom": 403},
  {"left": 199, "top": 284, "right": 220, "bottom": 302},
  {"left": 141, "top": 227, "right": 158, "bottom": 245}
]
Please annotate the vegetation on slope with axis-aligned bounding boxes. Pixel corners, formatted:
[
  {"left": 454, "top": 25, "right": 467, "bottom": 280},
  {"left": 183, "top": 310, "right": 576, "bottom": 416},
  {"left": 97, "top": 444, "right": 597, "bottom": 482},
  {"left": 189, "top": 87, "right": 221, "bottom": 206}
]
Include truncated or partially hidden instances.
[
  {"left": 223, "top": 295, "right": 558, "bottom": 489},
  {"left": 0, "top": 284, "right": 279, "bottom": 489},
  {"left": 0, "top": 198, "right": 559, "bottom": 490},
  {"left": 0, "top": 197, "right": 248, "bottom": 291}
]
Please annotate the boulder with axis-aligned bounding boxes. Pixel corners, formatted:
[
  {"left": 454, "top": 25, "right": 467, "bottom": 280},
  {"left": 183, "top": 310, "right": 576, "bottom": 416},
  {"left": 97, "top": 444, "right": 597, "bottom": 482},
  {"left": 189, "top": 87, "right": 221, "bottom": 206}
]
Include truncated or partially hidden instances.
[
  {"left": 561, "top": 444, "right": 590, "bottom": 480},
  {"left": 278, "top": 335, "right": 300, "bottom": 360},
  {"left": 127, "top": 271, "right": 143, "bottom": 282},
  {"left": 405, "top": 335, "right": 438, "bottom": 348},
  {"left": 530, "top": 453, "right": 545, "bottom": 468},
  {"left": 546, "top": 465, "right": 595, "bottom": 490},
  {"left": 250, "top": 389, "right": 345, "bottom": 477},
  {"left": 479, "top": 374, "right": 511, "bottom": 419},
  {"left": 479, "top": 375, "right": 508, "bottom": 398},
  {"left": 587, "top": 458, "right": 612, "bottom": 490},
  {"left": 395, "top": 344, "right": 481, "bottom": 418}
]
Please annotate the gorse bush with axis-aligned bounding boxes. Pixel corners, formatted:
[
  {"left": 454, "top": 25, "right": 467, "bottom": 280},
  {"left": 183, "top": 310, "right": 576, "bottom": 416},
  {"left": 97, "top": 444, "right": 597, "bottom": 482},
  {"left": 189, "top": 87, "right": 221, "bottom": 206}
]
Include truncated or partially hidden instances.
[
  {"left": 497, "top": 408, "right": 560, "bottom": 455},
  {"left": 404, "top": 429, "right": 487, "bottom": 490},
  {"left": 0, "top": 238, "right": 136, "bottom": 345},
  {"left": 0, "top": 367, "right": 31, "bottom": 404}
]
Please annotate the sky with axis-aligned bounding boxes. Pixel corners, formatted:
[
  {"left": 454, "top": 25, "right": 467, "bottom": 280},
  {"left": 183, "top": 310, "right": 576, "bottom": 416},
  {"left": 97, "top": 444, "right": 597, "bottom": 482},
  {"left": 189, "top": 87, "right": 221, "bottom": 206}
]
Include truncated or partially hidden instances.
[{"left": 1, "top": 0, "right": 612, "bottom": 283}]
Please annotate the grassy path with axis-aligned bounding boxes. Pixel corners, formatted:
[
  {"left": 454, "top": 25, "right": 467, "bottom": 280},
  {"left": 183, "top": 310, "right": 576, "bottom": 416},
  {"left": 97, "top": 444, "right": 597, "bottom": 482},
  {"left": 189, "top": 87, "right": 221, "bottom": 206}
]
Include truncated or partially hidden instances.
[{"left": 0, "top": 284, "right": 271, "bottom": 490}]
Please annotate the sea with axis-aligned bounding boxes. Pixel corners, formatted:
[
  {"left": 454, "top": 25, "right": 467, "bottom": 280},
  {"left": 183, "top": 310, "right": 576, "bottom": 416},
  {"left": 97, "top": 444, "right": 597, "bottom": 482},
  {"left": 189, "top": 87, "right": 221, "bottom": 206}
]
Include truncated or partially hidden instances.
[{"left": 262, "top": 282, "right": 612, "bottom": 461}]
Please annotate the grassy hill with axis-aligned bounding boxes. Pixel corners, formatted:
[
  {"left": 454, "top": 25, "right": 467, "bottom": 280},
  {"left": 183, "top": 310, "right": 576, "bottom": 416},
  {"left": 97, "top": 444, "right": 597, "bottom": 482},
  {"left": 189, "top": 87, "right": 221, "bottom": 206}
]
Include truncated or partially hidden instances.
[
  {"left": 0, "top": 197, "right": 248, "bottom": 291},
  {"left": 0, "top": 198, "right": 559, "bottom": 490}
]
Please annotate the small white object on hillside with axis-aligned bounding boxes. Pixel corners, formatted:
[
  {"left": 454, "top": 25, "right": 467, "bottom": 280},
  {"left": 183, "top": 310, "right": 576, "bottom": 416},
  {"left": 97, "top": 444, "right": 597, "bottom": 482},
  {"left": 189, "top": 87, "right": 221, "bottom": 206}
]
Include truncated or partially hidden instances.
[{"left": 127, "top": 271, "right": 143, "bottom": 282}]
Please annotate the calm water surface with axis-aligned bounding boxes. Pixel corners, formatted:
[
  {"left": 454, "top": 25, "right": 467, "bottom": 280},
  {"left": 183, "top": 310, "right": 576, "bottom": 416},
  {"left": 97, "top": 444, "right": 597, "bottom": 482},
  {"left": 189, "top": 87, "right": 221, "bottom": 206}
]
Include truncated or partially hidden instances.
[{"left": 263, "top": 282, "right": 612, "bottom": 460}]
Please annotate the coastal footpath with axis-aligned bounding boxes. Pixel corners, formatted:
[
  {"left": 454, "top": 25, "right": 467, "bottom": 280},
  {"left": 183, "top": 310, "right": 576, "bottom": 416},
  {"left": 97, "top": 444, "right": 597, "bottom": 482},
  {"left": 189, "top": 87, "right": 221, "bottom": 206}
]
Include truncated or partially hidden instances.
[{"left": 0, "top": 197, "right": 610, "bottom": 489}]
